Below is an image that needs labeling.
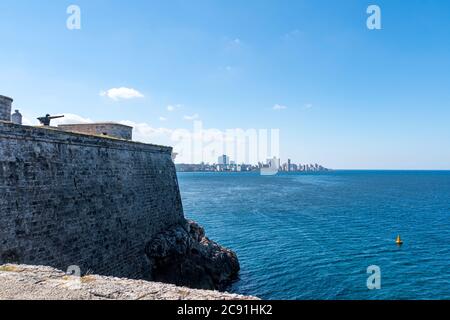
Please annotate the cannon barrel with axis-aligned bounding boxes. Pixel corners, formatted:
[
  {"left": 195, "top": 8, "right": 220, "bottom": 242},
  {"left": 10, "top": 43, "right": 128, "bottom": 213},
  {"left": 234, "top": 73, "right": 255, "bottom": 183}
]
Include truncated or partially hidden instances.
[
  {"left": 37, "top": 114, "right": 65, "bottom": 126},
  {"left": 47, "top": 115, "right": 65, "bottom": 120}
]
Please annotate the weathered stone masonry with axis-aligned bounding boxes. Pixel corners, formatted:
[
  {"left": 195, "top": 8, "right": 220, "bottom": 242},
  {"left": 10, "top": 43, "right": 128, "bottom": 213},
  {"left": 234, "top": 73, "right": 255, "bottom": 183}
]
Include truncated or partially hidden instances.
[
  {"left": 58, "top": 123, "right": 133, "bottom": 140},
  {"left": 0, "top": 121, "right": 184, "bottom": 279},
  {"left": 0, "top": 96, "right": 12, "bottom": 122}
]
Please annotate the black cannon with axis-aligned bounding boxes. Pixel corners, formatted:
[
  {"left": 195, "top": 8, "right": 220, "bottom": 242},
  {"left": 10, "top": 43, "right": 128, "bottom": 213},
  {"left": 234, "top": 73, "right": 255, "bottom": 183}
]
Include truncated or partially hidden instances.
[{"left": 37, "top": 114, "right": 64, "bottom": 126}]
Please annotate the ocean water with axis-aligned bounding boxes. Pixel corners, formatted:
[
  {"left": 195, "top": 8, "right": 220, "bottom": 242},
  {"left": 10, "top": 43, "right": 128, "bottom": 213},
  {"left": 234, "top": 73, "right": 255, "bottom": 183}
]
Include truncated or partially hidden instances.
[{"left": 177, "top": 171, "right": 450, "bottom": 300}]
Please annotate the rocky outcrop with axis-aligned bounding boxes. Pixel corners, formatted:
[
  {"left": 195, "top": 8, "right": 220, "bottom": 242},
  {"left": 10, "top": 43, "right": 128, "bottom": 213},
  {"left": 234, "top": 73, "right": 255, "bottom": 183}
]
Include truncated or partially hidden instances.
[
  {"left": 146, "top": 220, "right": 240, "bottom": 291},
  {"left": 0, "top": 264, "right": 257, "bottom": 300},
  {"left": 0, "top": 220, "right": 244, "bottom": 300}
]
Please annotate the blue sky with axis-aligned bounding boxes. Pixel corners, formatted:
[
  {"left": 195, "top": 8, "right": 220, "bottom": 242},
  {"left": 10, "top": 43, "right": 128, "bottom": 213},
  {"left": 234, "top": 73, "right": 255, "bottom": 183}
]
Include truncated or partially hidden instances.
[{"left": 1, "top": 0, "right": 450, "bottom": 169}]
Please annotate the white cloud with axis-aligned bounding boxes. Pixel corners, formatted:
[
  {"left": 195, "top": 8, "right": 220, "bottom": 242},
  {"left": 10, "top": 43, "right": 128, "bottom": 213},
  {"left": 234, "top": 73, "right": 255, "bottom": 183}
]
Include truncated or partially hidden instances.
[
  {"left": 51, "top": 113, "right": 93, "bottom": 126},
  {"left": 159, "top": 116, "right": 167, "bottom": 122},
  {"left": 283, "top": 29, "right": 302, "bottom": 40},
  {"left": 273, "top": 104, "right": 287, "bottom": 111},
  {"left": 100, "top": 87, "right": 144, "bottom": 101},
  {"left": 119, "top": 120, "right": 173, "bottom": 145},
  {"left": 225, "top": 37, "right": 243, "bottom": 50},
  {"left": 167, "top": 104, "right": 182, "bottom": 112},
  {"left": 118, "top": 120, "right": 221, "bottom": 163},
  {"left": 184, "top": 114, "right": 199, "bottom": 121},
  {"left": 21, "top": 115, "right": 36, "bottom": 126}
]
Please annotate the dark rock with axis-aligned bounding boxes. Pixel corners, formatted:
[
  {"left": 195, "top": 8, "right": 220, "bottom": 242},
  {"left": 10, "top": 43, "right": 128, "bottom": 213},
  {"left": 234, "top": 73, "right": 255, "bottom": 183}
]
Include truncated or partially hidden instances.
[{"left": 145, "top": 220, "right": 240, "bottom": 291}]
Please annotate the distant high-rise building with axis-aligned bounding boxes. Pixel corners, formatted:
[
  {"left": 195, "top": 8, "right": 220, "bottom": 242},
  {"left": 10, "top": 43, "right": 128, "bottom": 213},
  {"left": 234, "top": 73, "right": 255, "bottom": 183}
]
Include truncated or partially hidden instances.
[
  {"left": 267, "top": 157, "right": 280, "bottom": 170},
  {"left": 287, "top": 159, "right": 291, "bottom": 172},
  {"left": 218, "top": 155, "right": 230, "bottom": 166}
]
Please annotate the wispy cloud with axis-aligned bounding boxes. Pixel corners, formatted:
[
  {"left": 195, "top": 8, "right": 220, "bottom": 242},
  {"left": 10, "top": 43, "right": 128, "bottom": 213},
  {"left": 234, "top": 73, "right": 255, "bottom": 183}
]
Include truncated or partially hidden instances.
[
  {"left": 119, "top": 120, "right": 174, "bottom": 146},
  {"left": 225, "top": 37, "right": 243, "bottom": 51},
  {"left": 232, "top": 38, "right": 241, "bottom": 45},
  {"left": 273, "top": 104, "right": 287, "bottom": 111},
  {"left": 21, "top": 115, "right": 35, "bottom": 126},
  {"left": 184, "top": 114, "right": 200, "bottom": 121},
  {"left": 50, "top": 113, "right": 93, "bottom": 126},
  {"left": 118, "top": 119, "right": 227, "bottom": 164},
  {"left": 218, "top": 65, "right": 236, "bottom": 74},
  {"left": 159, "top": 116, "right": 167, "bottom": 122},
  {"left": 167, "top": 104, "right": 182, "bottom": 112},
  {"left": 303, "top": 103, "right": 313, "bottom": 110},
  {"left": 283, "top": 29, "right": 303, "bottom": 40},
  {"left": 100, "top": 87, "right": 144, "bottom": 101}
]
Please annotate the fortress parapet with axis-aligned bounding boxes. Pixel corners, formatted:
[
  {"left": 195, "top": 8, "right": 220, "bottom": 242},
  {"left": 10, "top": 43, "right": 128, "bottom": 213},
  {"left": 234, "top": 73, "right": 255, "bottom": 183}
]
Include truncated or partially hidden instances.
[{"left": 58, "top": 123, "right": 133, "bottom": 140}]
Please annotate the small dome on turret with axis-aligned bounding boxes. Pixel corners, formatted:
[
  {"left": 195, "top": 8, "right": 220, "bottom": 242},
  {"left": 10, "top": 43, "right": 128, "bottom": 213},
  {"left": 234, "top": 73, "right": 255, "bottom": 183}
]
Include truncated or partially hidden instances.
[{"left": 11, "top": 109, "right": 23, "bottom": 125}]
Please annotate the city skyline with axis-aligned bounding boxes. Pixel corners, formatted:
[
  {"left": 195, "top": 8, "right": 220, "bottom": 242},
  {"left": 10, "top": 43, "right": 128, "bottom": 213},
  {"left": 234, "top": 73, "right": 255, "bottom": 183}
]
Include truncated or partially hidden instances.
[
  {"left": 1, "top": 1, "right": 450, "bottom": 169},
  {"left": 176, "top": 154, "right": 330, "bottom": 173}
]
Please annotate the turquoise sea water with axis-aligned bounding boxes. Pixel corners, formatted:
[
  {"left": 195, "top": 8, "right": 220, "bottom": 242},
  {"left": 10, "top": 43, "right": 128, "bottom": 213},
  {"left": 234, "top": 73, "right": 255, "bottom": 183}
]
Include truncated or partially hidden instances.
[{"left": 177, "top": 171, "right": 450, "bottom": 300}]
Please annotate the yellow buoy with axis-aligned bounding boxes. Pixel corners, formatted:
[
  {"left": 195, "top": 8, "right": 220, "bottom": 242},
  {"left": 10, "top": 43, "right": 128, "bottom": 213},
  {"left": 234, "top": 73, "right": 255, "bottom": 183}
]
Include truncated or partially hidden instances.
[{"left": 396, "top": 235, "right": 403, "bottom": 245}]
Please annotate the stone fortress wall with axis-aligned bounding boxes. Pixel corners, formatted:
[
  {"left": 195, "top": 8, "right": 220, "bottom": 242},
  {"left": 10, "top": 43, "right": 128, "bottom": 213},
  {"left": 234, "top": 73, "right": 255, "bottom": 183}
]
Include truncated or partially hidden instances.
[
  {"left": 0, "top": 120, "right": 184, "bottom": 279},
  {"left": 58, "top": 123, "right": 133, "bottom": 140},
  {"left": 0, "top": 95, "right": 239, "bottom": 290}
]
